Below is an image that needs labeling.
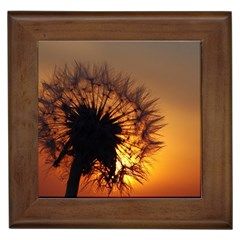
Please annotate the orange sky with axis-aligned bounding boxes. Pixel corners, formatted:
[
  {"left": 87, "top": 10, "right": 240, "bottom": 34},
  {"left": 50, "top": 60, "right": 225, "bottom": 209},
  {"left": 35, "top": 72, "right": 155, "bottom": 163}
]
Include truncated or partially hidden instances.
[{"left": 38, "top": 41, "right": 201, "bottom": 197}]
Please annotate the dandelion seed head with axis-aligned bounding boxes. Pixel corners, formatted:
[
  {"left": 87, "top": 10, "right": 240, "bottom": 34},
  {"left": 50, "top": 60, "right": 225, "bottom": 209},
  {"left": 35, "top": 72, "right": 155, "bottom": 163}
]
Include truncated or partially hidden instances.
[{"left": 38, "top": 62, "right": 165, "bottom": 195}]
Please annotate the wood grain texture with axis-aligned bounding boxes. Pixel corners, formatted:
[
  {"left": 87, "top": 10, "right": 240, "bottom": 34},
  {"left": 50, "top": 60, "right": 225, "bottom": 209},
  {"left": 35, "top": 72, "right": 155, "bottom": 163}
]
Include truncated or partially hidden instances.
[{"left": 8, "top": 12, "right": 232, "bottom": 229}]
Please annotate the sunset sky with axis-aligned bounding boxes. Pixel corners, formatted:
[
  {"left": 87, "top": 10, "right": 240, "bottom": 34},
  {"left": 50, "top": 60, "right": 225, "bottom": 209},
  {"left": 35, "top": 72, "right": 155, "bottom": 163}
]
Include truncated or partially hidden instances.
[{"left": 38, "top": 41, "right": 201, "bottom": 197}]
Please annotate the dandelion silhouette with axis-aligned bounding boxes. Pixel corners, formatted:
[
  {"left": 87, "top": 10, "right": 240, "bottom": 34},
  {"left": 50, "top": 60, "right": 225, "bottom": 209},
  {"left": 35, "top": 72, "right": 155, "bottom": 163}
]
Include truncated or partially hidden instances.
[{"left": 38, "top": 62, "right": 165, "bottom": 197}]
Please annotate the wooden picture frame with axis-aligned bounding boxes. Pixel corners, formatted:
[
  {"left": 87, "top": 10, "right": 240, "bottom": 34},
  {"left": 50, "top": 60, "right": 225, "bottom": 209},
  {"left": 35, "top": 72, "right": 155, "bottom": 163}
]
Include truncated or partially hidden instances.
[{"left": 8, "top": 12, "right": 232, "bottom": 228}]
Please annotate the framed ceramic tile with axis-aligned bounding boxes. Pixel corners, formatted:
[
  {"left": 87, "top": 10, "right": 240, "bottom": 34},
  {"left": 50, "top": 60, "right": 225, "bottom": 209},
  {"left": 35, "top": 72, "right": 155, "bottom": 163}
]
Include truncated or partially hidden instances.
[{"left": 8, "top": 12, "right": 232, "bottom": 228}]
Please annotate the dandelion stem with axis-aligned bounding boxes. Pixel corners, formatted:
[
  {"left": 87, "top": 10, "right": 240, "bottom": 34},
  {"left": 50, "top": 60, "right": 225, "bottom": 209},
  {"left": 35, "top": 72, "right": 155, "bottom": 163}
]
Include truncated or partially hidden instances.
[{"left": 65, "top": 155, "right": 83, "bottom": 197}]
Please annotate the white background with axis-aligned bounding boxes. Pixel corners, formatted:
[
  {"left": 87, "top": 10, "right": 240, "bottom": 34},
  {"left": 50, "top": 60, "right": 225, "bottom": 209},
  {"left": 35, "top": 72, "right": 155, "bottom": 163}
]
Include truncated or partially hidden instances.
[{"left": 0, "top": 0, "right": 239, "bottom": 239}]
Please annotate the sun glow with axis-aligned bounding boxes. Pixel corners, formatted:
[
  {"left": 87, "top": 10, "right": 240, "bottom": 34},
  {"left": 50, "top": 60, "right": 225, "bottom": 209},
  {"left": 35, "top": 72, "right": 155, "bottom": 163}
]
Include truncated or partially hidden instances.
[{"left": 115, "top": 149, "right": 137, "bottom": 186}]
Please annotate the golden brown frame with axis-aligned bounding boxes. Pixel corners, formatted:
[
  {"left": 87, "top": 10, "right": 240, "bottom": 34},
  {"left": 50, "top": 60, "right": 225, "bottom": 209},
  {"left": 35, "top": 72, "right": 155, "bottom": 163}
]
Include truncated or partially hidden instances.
[{"left": 8, "top": 12, "right": 232, "bottom": 228}]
